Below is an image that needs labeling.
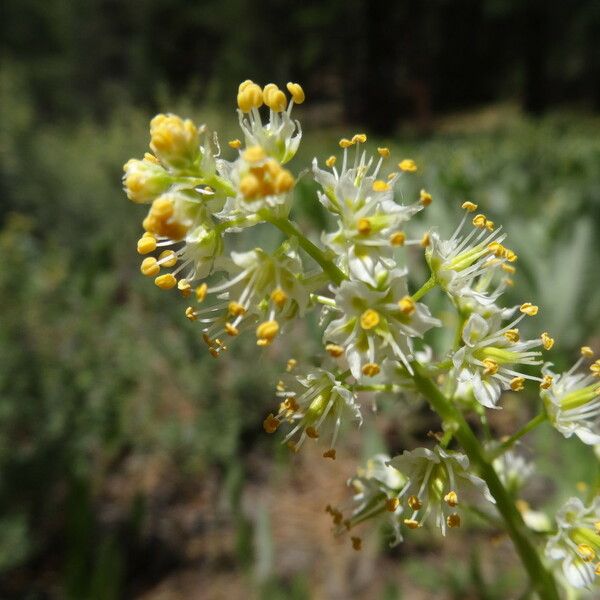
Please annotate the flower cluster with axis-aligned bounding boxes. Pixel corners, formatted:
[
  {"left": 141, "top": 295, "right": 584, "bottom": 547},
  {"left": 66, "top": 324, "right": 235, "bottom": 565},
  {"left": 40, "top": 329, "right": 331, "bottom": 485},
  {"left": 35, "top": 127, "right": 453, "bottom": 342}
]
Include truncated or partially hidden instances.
[{"left": 123, "top": 80, "right": 598, "bottom": 596}]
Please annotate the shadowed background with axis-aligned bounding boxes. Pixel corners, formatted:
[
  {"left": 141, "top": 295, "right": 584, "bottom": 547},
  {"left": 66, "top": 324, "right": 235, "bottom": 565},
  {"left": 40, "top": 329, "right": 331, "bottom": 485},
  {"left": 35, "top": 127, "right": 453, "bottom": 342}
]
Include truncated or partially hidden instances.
[{"left": 1, "top": 1, "right": 600, "bottom": 598}]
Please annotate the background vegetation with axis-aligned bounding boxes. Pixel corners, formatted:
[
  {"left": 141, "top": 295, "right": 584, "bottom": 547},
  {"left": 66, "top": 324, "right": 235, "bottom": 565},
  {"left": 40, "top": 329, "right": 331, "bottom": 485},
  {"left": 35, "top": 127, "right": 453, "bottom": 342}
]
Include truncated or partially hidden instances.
[{"left": 1, "top": 1, "right": 599, "bottom": 598}]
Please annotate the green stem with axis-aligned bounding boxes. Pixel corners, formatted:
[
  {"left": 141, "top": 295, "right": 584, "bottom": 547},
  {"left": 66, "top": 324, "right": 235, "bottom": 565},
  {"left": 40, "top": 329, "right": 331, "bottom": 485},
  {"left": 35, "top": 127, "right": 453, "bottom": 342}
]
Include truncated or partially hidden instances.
[
  {"left": 267, "top": 217, "right": 346, "bottom": 285},
  {"left": 411, "top": 275, "right": 436, "bottom": 301},
  {"left": 411, "top": 363, "right": 559, "bottom": 600},
  {"left": 491, "top": 413, "right": 547, "bottom": 460}
]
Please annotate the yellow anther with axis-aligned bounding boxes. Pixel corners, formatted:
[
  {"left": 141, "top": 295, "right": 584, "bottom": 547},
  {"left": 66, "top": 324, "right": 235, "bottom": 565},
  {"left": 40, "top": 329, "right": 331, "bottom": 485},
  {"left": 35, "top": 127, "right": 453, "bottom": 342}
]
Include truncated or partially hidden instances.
[
  {"left": 504, "top": 277, "right": 514, "bottom": 287},
  {"left": 444, "top": 491, "right": 458, "bottom": 507},
  {"left": 195, "top": 283, "right": 208, "bottom": 302},
  {"left": 325, "top": 343, "right": 344, "bottom": 358},
  {"left": 372, "top": 179, "right": 390, "bottom": 192},
  {"left": 591, "top": 360, "right": 600, "bottom": 377},
  {"left": 520, "top": 303, "right": 539, "bottom": 316},
  {"left": 228, "top": 301, "right": 246, "bottom": 316},
  {"left": 357, "top": 218, "right": 372, "bottom": 235},
  {"left": 159, "top": 249, "right": 177, "bottom": 267},
  {"left": 487, "top": 241, "right": 504, "bottom": 257},
  {"left": 461, "top": 201, "right": 478, "bottom": 212},
  {"left": 323, "top": 448, "right": 336, "bottom": 460},
  {"left": 284, "top": 397, "right": 299, "bottom": 412},
  {"left": 352, "top": 133, "right": 367, "bottom": 144},
  {"left": 266, "top": 88, "right": 287, "bottom": 112},
  {"left": 286, "top": 358, "right": 297, "bottom": 372},
  {"left": 238, "top": 79, "right": 254, "bottom": 93},
  {"left": 408, "top": 495, "right": 422, "bottom": 510},
  {"left": 306, "top": 426, "right": 319, "bottom": 439},
  {"left": 541, "top": 332, "right": 554, "bottom": 350},
  {"left": 155, "top": 273, "right": 177, "bottom": 289},
  {"left": 540, "top": 374, "right": 553, "bottom": 390},
  {"left": 404, "top": 519, "right": 420, "bottom": 529},
  {"left": 256, "top": 320, "right": 279, "bottom": 344},
  {"left": 140, "top": 257, "right": 160, "bottom": 277},
  {"left": 225, "top": 322, "right": 239, "bottom": 336},
  {"left": 362, "top": 363, "right": 381, "bottom": 377},
  {"left": 360, "top": 309, "right": 381, "bottom": 330},
  {"left": 270, "top": 288, "right": 288, "bottom": 308},
  {"left": 485, "top": 219, "right": 495, "bottom": 231},
  {"left": 510, "top": 377, "right": 525, "bottom": 391},
  {"left": 581, "top": 346, "right": 595, "bottom": 358},
  {"left": 389, "top": 231, "right": 406, "bottom": 246},
  {"left": 504, "top": 329, "right": 520, "bottom": 343},
  {"left": 185, "top": 306, "right": 198, "bottom": 321},
  {"left": 276, "top": 380, "right": 286, "bottom": 392},
  {"left": 151, "top": 197, "right": 174, "bottom": 219},
  {"left": 243, "top": 145, "right": 266, "bottom": 163},
  {"left": 386, "top": 497, "right": 400, "bottom": 512},
  {"left": 483, "top": 358, "right": 499, "bottom": 376},
  {"left": 239, "top": 173, "right": 261, "bottom": 200},
  {"left": 237, "top": 91, "right": 253, "bottom": 113},
  {"left": 577, "top": 544, "right": 595, "bottom": 562},
  {"left": 339, "top": 138, "right": 354, "bottom": 148},
  {"left": 273, "top": 169, "right": 295, "bottom": 193},
  {"left": 447, "top": 513, "right": 461, "bottom": 528},
  {"left": 137, "top": 236, "right": 157, "bottom": 254},
  {"left": 398, "top": 295, "right": 416, "bottom": 316},
  {"left": 420, "top": 232, "right": 431, "bottom": 247},
  {"left": 504, "top": 249, "right": 518, "bottom": 262},
  {"left": 419, "top": 189, "right": 433, "bottom": 206},
  {"left": 263, "top": 413, "right": 280, "bottom": 434},
  {"left": 501, "top": 263, "right": 516, "bottom": 274},
  {"left": 209, "top": 347, "right": 220, "bottom": 358},
  {"left": 325, "top": 155, "right": 337, "bottom": 168},
  {"left": 143, "top": 152, "right": 160, "bottom": 164},
  {"left": 286, "top": 82, "right": 305, "bottom": 104},
  {"left": 228, "top": 139, "right": 242, "bottom": 149},
  {"left": 472, "top": 214, "right": 487, "bottom": 229},
  {"left": 351, "top": 536, "right": 362, "bottom": 551},
  {"left": 149, "top": 114, "right": 198, "bottom": 164},
  {"left": 398, "top": 159, "right": 417, "bottom": 172},
  {"left": 377, "top": 147, "right": 390, "bottom": 158},
  {"left": 178, "top": 279, "right": 192, "bottom": 297}
]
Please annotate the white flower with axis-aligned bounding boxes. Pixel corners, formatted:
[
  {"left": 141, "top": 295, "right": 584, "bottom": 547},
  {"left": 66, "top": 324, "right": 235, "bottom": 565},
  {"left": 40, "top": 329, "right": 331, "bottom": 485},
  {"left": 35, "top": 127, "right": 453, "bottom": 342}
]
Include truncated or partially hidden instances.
[
  {"left": 387, "top": 445, "right": 494, "bottom": 535},
  {"left": 324, "top": 269, "right": 440, "bottom": 378},
  {"left": 492, "top": 449, "right": 535, "bottom": 494},
  {"left": 264, "top": 369, "right": 361, "bottom": 458},
  {"left": 545, "top": 496, "right": 600, "bottom": 589},
  {"left": 541, "top": 353, "right": 600, "bottom": 445},
  {"left": 452, "top": 308, "right": 544, "bottom": 408}
]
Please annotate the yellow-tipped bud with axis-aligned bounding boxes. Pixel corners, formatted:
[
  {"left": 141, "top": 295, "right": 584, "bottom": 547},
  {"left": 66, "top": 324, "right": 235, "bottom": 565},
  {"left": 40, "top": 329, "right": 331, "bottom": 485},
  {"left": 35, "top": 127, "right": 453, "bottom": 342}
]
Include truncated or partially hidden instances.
[
  {"left": 286, "top": 82, "right": 305, "bottom": 104},
  {"left": 360, "top": 309, "right": 380, "bottom": 330},
  {"left": 398, "top": 296, "right": 416, "bottom": 316},
  {"left": 372, "top": 180, "right": 390, "bottom": 192},
  {"left": 462, "top": 201, "right": 478, "bottom": 212},
  {"left": 398, "top": 159, "right": 417, "bottom": 172},
  {"left": 389, "top": 231, "right": 406, "bottom": 246},
  {"left": 137, "top": 236, "right": 157, "bottom": 255},
  {"left": 159, "top": 249, "right": 177, "bottom": 268},
  {"left": 520, "top": 303, "right": 539, "bottom": 316},
  {"left": 155, "top": 273, "right": 177, "bottom": 289},
  {"left": 377, "top": 147, "right": 390, "bottom": 158},
  {"left": 140, "top": 257, "right": 160, "bottom": 277},
  {"left": 541, "top": 332, "right": 554, "bottom": 350}
]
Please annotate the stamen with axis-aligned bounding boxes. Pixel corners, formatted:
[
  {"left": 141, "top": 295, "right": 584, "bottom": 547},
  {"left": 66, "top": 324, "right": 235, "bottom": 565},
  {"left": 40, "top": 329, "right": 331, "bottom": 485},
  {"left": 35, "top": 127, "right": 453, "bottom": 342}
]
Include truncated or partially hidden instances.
[
  {"left": 326, "top": 343, "right": 345, "bottom": 358},
  {"left": 325, "top": 155, "right": 337, "bottom": 168},
  {"left": 398, "top": 296, "right": 416, "bottom": 316},
  {"left": 137, "top": 236, "right": 157, "bottom": 254},
  {"left": 323, "top": 448, "right": 336, "bottom": 460},
  {"left": 377, "top": 147, "right": 390, "bottom": 158},
  {"left": 389, "top": 231, "right": 406, "bottom": 246},
  {"left": 581, "top": 346, "right": 594, "bottom": 358},
  {"left": 140, "top": 257, "right": 160, "bottom": 277},
  {"left": 362, "top": 363, "right": 380, "bottom": 377},
  {"left": 541, "top": 332, "right": 555, "bottom": 350},
  {"left": 520, "top": 303, "right": 539, "bottom": 316},
  {"left": 372, "top": 180, "right": 390, "bottom": 192},
  {"left": 228, "top": 139, "right": 242, "bottom": 149},
  {"left": 155, "top": 273, "right": 177, "bottom": 289},
  {"left": 447, "top": 513, "right": 461, "bottom": 528},
  {"left": 398, "top": 159, "right": 417, "bottom": 172},
  {"left": 419, "top": 189, "right": 432, "bottom": 206},
  {"left": 263, "top": 413, "right": 280, "bottom": 433},
  {"left": 510, "top": 377, "right": 525, "bottom": 391},
  {"left": 360, "top": 309, "right": 380, "bottom": 330},
  {"left": 408, "top": 495, "right": 422, "bottom": 510},
  {"left": 461, "top": 201, "right": 478, "bottom": 212},
  {"left": 386, "top": 497, "right": 400, "bottom": 512}
]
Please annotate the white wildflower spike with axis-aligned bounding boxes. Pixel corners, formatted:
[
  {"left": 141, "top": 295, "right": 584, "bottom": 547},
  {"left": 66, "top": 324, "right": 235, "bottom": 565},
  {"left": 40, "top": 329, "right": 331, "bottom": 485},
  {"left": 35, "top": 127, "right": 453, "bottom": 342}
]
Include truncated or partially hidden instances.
[
  {"left": 387, "top": 446, "right": 494, "bottom": 535},
  {"left": 545, "top": 497, "right": 600, "bottom": 589},
  {"left": 541, "top": 353, "right": 600, "bottom": 445},
  {"left": 452, "top": 310, "right": 544, "bottom": 408},
  {"left": 324, "top": 269, "right": 440, "bottom": 379},
  {"left": 268, "top": 369, "right": 361, "bottom": 456}
]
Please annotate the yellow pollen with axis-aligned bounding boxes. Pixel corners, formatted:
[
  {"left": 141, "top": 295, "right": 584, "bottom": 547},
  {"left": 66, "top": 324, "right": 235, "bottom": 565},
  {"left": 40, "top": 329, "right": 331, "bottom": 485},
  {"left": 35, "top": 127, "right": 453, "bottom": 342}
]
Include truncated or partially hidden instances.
[
  {"left": 510, "top": 377, "right": 525, "bottom": 391},
  {"left": 504, "top": 329, "right": 520, "bottom": 343},
  {"left": 577, "top": 544, "right": 595, "bottom": 562},
  {"left": 286, "top": 82, "right": 305, "bottom": 104},
  {"left": 372, "top": 179, "right": 390, "bottom": 192},
  {"left": 541, "top": 332, "right": 554, "bottom": 350},
  {"left": 265, "top": 88, "right": 287, "bottom": 112},
  {"left": 143, "top": 152, "right": 159, "bottom": 164},
  {"left": 389, "top": 231, "right": 406, "bottom": 246},
  {"left": 360, "top": 309, "right": 380, "bottom": 330},
  {"left": 501, "top": 263, "right": 516, "bottom": 274},
  {"left": 357, "top": 218, "right": 372, "bottom": 235},
  {"left": 447, "top": 513, "right": 461, "bottom": 528},
  {"left": 487, "top": 241, "right": 504, "bottom": 257},
  {"left": 520, "top": 303, "right": 539, "bottom": 316},
  {"left": 228, "top": 301, "right": 246, "bottom": 316},
  {"left": 472, "top": 214, "right": 487, "bottom": 229},
  {"left": 238, "top": 79, "right": 254, "bottom": 93},
  {"left": 305, "top": 426, "right": 319, "bottom": 439},
  {"left": 185, "top": 307, "right": 197, "bottom": 321},
  {"left": 398, "top": 296, "right": 416, "bottom": 316},
  {"left": 444, "top": 491, "right": 458, "bottom": 507},
  {"left": 351, "top": 537, "right": 362, "bottom": 551},
  {"left": 273, "top": 170, "right": 295, "bottom": 194},
  {"left": 159, "top": 249, "right": 177, "bottom": 267},
  {"left": 386, "top": 497, "right": 400, "bottom": 512},
  {"left": 419, "top": 189, "right": 433, "bottom": 206},
  {"left": 339, "top": 138, "right": 354, "bottom": 148},
  {"left": 591, "top": 360, "right": 600, "bottom": 377},
  {"left": 404, "top": 519, "right": 420, "bottom": 529},
  {"left": 228, "top": 139, "right": 242, "bottom": 149},
  {"left": 270, "top": 288, "right": 288, "bottom": 308},
  {"left": 195, "top": 283, "right": 208, "bottom": 302},
  {"left": 243, "top": 145, "right": 267, "bottom": 163},
  {"left": 581, "top": 346, "right": 594, "bottom": 358},
  {"left": 398, "top": 159, "right": 417, "bottom": 172},
  {"left": 323, "top": 448, "right": 336, "bottom": 460},
  {"left": 420, "top": 232, "right": 431, "bottom": 247},
  {"left": 286, "top": 358, "right": 297, "bottom": 372},
  {"left": 155, "top": 273, "right": 177, "bottom": 289},
  {"left": 504, "top": 249, "right": 518, "bottom": 262},
  {"left": 256, "top": 320, "right": 279, "bottom": 344},
  {"left": 461, "top": 201, "right": 478, "bottom": 212},
  {"left": 326, "top": 343, "right": 344, "bottom": 358},
  {"left": 140, "top": 257, "right": 160, "bottom": 277},
  {"left": 137, "top": 236, "right": 157, "bottom": 254},
  {"left": 151, "top": 197, "right": 174, "bottom": 219},
  {"left": 377, "top": 147, "right": 390, "bottom": 158},
  {"left": 263, "top": 413, "right": 280, "bottom": 434},
  {"left": 239, "top": 173, "right": 261, "bottom": 199},
  {"left": 408, "top": 495, "right": 422, "bottom": 510},
  {"left": 276, "top": 380, "right": 286, "bottom": 392},
  {"left": 485, "top": 219, "right": 495, "bottom": 231},
  {"left": 362, "top": 363, "right": 381, "bottom": 377},
  {"left": 225, "top": 322, "right": 239, "bottom": 336},
  {"left": 178, "top": 279, "right": 192, "bottom": 297},
  {"left": 325, "top": 155, "right": 337, "bottom": 168},
  {"left": 540, "top": 374, "right": 553, "bottom": 390},
  {"left": 483, "top": 358, "right": 499, "bottom": 376}
]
